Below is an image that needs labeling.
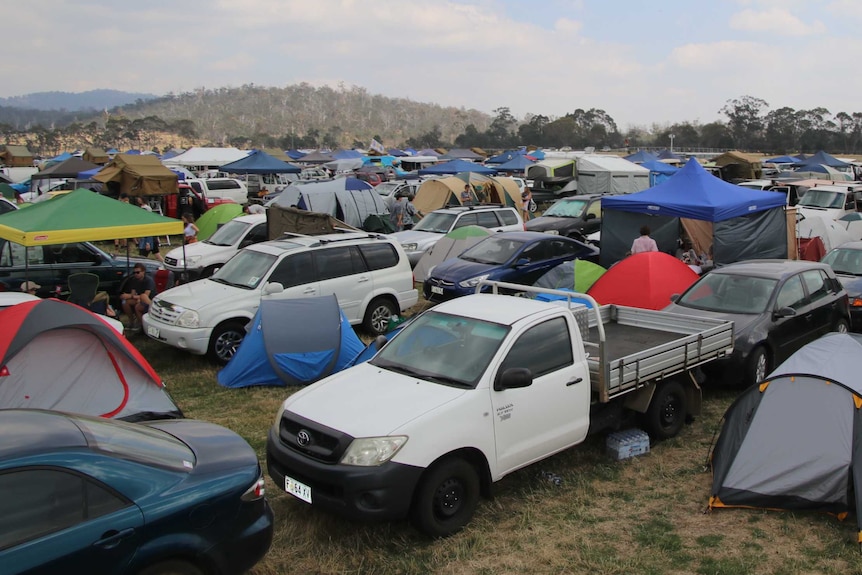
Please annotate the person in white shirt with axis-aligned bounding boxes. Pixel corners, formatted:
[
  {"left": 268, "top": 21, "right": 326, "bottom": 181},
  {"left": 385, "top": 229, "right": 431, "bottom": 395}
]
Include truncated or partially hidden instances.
[{"left": 631, "top": 226, "right": 658, "bottom": 254}]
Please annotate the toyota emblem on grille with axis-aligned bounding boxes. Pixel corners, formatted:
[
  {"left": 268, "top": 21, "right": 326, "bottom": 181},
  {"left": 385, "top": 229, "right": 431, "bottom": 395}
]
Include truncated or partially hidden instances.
[{"left": 297, "top": 429, "right": 312, "bottom": 446}]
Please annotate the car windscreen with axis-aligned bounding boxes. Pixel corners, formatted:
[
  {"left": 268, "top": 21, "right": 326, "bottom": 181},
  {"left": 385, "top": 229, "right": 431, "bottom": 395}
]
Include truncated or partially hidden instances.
[
  {"left": 459, "top": 236, "right": 525, "bottom": 265},
  {"left": 413, "top": 212, "right": 456, "bottom": 233},
  {"left": 71, "top": 415, "right": 196, "bottom": 472},
  {"left": 205, "top": 219, "right": 251, "bottom": 246},
  {"left": 210, "top": 249, "right": 279, "bottom": 289},
  {"left": 371, "top": 310, "right": 510, "bottom": 388},
  {"left": 798, "top": 190, "right": 844, "bottom": 209},
  {"left": 822, "top": 248, "right": 862, "bottom": 276},
  {"left": 542, "top": 199, "right": 588, "bottom": 218},
  {"left": 678, "top": 273, "right": 778, "bottom": 314},
  {"left": 375, "top": 182, "right": 400, "bottom": 197}
]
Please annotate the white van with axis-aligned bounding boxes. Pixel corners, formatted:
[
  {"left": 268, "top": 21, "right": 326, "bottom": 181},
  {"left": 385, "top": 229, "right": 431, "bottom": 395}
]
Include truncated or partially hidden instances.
[
  {"left": 163, "top": 214, "right": 268, "bottom": 280},
  {"left": 143, "top": 232, "right": 418, "bottom": 363},
  {"left": 186, "top": 177, "right": 249, "bottom": 205},
  {"left": 796, "top": 184, "right": 862, "bottom": 221}
]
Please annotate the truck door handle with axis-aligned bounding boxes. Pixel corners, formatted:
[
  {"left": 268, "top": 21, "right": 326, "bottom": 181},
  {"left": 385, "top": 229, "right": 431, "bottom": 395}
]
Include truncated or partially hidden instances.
[
  {"left": 566, "top": 377, "right": 583, "bottom": 386},
  {"left": 357, "top": 276, "right": 370, "bottom": 283}
]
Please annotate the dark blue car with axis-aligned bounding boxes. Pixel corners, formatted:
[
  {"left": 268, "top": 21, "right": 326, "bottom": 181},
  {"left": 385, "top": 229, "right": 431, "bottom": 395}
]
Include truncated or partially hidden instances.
[
  {"left": 424, "top": 231, "right": 599, "bottom": 302},
  {"left": 0, "top": 409, "right": 273, "bottom": 575},
  {"left": 822, "top": 240, "right": 862, "bottom": 330}
]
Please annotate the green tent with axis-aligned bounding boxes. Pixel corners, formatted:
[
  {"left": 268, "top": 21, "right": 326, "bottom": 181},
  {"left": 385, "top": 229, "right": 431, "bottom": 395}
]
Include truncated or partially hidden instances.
[
  {"left": 0, "top": 183, "right": 16, "bottom": 200},
  {"left": 0, "top": 188, "right": 183, "bottom": 246},
  {"left": 533, "top": 259, "right": 606, "bottom": 293},
  {"left": 194, "top": 203, "right": 243, "bottom": 241}
]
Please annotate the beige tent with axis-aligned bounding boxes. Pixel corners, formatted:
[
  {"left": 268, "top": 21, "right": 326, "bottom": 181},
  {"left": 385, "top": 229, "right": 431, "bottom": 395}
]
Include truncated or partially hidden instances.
[
  {"left": 0, "top": 145, "right": 33, "bottom": 167},
  {"left": 82, "top": 147, "right": 109, "bottom": 164},
  {"left": 93, "top": 153, "right": 178, "bottom": 196},
  {"left": 710, "top": 151, "right": 763, "bottom": 181},
  {"left": 413, "top": 175, "right": 524, "bottom": 215}
]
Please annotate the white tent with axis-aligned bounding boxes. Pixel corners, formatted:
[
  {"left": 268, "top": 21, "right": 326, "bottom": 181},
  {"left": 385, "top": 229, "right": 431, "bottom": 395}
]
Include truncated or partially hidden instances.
[
  {"left": 576, "top": 155, "right": 651, "bottom": 195},
  {"left": 162, "top": 147, "right": 249, "bottom": 168},
  {"left": 797, "top": 215, "right": 855, "bottom": 252}
]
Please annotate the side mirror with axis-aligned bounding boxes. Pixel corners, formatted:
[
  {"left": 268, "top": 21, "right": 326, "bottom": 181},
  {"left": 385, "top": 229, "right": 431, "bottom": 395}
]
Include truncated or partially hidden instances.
[
  {"left": 584, "top": 213, "right": 596, "bottom": 221},
  {"left": 669, "top": 293, "right": 680, "bottom": 303},
  {"left": 264, "top": 282, "right": 284, "bottom": 295},
  {"left": 513, "top": 258, "right": 530, "bottom": 268},
  {"left": 774, "top": 306, "right": 797, "bottom": 318},
  {"left": 494, "top": 367, "right": 533, "bottom": 391},
  {"left": 374, "top": 335, "right": 388, "bottom": 351}
]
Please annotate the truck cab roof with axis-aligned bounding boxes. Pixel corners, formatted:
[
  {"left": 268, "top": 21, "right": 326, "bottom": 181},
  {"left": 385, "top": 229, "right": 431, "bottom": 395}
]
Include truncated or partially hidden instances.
[{"left": 430, "top": 293, "right": 562, "bottom": 326}]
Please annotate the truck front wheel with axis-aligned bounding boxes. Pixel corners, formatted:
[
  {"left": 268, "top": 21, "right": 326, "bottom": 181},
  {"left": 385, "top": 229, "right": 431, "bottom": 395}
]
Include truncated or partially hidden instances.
[
  {"left": 644, "top": 380, "right": 686, "bottom": 440},
  {"left": 410, "top": 457, "right": 480, "bottom": 538}
]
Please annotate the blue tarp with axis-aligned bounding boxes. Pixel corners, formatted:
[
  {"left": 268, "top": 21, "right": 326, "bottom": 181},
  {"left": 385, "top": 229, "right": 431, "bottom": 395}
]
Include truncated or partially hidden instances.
[
  {"left": 217, "top": 296, "right": 365, "bottom": 388},
  {"left": 218, "top": 149, "right": 301, "bottom": 174},
  {"left": 624, "top": 150, "right": 659, "bottom": 163},
  {"left": 418, "top": 159, "right": 497, "bottom": 175},
  {"left": 601, "top": 157, "right": 786, "bottom": 222}
]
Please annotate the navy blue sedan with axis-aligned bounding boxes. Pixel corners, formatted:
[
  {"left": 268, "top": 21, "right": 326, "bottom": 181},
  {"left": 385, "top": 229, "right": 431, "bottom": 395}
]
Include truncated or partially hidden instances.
[
  {"left": 423, "top": 231, "right": 599, "bottom": 302},
  {"left": 0, "top": 409, "right": 273, "bottom": 575},
  {"left": 822, "top": 240, "right": 862, "bottom": 330}
]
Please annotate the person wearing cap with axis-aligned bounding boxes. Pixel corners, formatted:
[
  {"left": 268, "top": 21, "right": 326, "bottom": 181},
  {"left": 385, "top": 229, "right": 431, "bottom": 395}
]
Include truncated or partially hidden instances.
[{"left": 20, "top": 281, "right": 40, "bottom": 295}]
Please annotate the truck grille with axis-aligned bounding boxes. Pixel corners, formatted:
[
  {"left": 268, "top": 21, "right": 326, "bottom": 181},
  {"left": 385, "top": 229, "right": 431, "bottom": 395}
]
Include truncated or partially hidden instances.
[
  {"left": 164, "top": 256, "right": 178, "bottom": 266},
  {"left": 148, "top": 299, "right": 183, "bottom": 325},
  {"left": 278, "top": 411, "right": 354, "bottom": 464}
]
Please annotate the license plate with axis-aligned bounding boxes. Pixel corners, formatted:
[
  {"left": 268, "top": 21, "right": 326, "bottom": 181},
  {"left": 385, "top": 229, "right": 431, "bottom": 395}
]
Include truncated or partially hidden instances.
[
  {"left": 431, "top": 286, "right": 444, "bottom": 295},
  {"left": 146, "top": 325, "right": 160, "bottom": 338},
  {"left": 285, "top": 475, "right": 312, "bottom": 504}
]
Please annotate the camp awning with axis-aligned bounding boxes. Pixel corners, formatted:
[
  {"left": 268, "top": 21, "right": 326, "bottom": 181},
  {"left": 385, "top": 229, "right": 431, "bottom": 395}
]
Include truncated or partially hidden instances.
[
  {"left": 0, "top": 189, "right": 183, "bottom": 246},
  {"left": 93, "top": 154, "right": 178, "bottom": 196}
]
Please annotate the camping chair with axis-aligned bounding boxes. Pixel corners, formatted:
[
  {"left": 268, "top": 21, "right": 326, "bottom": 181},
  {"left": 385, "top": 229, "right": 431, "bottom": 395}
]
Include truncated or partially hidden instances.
[{"left": 67, "top": 273, "right": 100, "bottom": 308}]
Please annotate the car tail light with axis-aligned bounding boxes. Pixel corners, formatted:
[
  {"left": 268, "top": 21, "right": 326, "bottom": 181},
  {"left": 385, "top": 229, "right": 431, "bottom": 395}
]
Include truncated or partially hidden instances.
[
  {"left": 851, "top": 297, "right": 862, "bottom": 308},
  {"left": 241, "top": 474, "right": 266, "bottom": 501}
]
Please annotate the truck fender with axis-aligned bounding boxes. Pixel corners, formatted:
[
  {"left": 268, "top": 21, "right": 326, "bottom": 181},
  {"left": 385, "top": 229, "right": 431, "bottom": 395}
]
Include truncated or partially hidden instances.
[
  {"left": 418, "top": 447, "right": 493, "bottom": 500},
  {"left": 622, "top": 372, "right": 702, "bottom": 417}
]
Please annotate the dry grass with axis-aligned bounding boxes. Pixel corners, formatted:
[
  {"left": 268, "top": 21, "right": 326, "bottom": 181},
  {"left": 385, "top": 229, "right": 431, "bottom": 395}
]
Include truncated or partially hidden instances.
[{"left": 128, "top": 300, "right": 862, "bottom": 575}]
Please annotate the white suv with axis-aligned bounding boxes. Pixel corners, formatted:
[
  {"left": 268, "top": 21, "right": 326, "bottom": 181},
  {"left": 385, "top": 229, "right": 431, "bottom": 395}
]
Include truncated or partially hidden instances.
[
  {"left": 392, "top": 205, "right": 525, "bottom": 266},
  {"left": 143, "top": 232, "right": 418, "bottom": 363},
  {"left": 163, "top": 214, "right": 268, "bottom": 280}
]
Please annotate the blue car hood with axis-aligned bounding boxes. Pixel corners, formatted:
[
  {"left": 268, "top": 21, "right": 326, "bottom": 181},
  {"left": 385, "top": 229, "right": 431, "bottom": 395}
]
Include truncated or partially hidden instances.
[
  {"left": 837, "top": 275, "right": 862, "bottom": 297},
  {"left": 432, "top": 258, "right": 497, "bottom": 282}
]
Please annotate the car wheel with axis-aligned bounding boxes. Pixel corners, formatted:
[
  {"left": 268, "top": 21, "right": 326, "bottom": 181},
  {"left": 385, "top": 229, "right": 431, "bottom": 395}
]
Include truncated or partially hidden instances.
[
  {"left": 643, "top": 380, "right": 687, "bottom": 440},
  {"left": 363, "top": 297, "right": 397, "bottom": 336},
  {"left": 410, "top": 457, "right": 480, "bottom": 538},
  {"left": 833, "top": 318, "right": 850, "bottom": 333},
  {"left": 747, "top": 346, "right": 770, "bottom": 387},
  {"left": 207, "top": 321, "right": 246, "bottom": 364},
  {"left": 138, "top": 560, "right": 204, "bottom": 575}
]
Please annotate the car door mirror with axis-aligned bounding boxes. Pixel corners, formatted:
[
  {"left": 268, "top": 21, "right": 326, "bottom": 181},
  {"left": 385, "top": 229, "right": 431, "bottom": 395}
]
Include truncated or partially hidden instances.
[
  {"left": 584, "top": 213, "right": 596, "bottom": 221},
  {"left": 264, "top": 282, "right": 284, "bottom": 295},
  {"left": 513, "top": 258, "right": 530, "bottom": 268},
  {"left": 774, "top": 306, "right": 796, "bottom": 318},
  {"left": 669, "top": 293, "right": 680, "bottom": 303},
  {"left": 494, "top": 367, "right": 533, "bottom": 391},
  {"left": 374, "top": 335, "right": 388, "bottom": 351}
]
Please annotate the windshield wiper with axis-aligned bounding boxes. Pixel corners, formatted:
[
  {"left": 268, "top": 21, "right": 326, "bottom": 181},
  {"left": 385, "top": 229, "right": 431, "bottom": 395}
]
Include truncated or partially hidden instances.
[
  {"left": 208, "top": 277, "right": 251, "bottom": 288},
  {"left": 378, "top": 363, "right": 470, "bottom": 387},
  {"left": 423, "top": 374, "right": 470, "bottom": 387}
]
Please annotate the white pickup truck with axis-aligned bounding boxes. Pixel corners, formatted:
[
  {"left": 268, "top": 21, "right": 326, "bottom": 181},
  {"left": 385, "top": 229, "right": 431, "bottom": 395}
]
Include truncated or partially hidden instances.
[{"left": 266, "top": 282, "right": 735, "bottom": 537}]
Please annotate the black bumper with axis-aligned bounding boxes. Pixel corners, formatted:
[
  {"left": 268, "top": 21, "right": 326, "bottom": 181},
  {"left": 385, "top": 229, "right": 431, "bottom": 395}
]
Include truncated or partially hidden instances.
[{"left": 266, "top": 427, "right": 424, "bottom": 522}]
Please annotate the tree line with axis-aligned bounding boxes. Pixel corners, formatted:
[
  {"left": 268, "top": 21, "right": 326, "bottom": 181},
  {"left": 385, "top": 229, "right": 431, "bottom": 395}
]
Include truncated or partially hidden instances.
[{"left": 2, "top": 85, "right": 862, "bottom": 156}]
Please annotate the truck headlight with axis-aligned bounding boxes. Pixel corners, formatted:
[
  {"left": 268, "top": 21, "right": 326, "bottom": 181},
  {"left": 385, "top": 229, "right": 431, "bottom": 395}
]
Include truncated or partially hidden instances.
[
  {"left": 176, "top": 309, "right": 200, "bottom": 328},
  {"left": 402, "top": 243, "right": 418, "bottom": 252},
  {"left": 459, "top": 274, "right": 490, "bottom": 288},
  {"left": 272, "top": 403, "right": 286, "bottom": 434},
  {"left": 186, "top": 255, "right": 202, "bottom": 266},
  {"left": 340, "top": 436, "right": 408, "bottom": 466}
]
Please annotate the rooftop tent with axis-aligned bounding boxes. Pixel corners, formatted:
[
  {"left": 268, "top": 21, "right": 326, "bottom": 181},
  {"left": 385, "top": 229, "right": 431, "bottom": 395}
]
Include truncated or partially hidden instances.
[
  {"left": 82, "top": 147, "right": 109, "bottom": 164},
  {"left": 30, "top": 157, "right": 100, "bottom": 180},
  {"left": 272, "top": 177, "right": 387, "bottom": 229},
  {"left": 709, "top": 332, "right": 862, "bottom": 544},
  {"left": 600, "top": 158, "right": 788, "bottom": 268},
  {"left": 794, "top": 150, "right": 851, "bottom": 169},
  {"left": 332, "top": 149, "right": 364, "bottom": 160},
  {"left": 0, "top": 188, "right": 182, "bottom": 245},
  {"left": 587, "top": 252, "right": 699, "bottom": 310},
  {"left": 296, "top": 150, "right": 335, "bottom": 164},
  {"left": 656, "top": 149, "right": 683, "bottom": 161},
  {"left": 161, "top": 147, "right": 248, "bottom": 168},
  {"left": 418, "top": 159, "right": 496, "bottom": 175},
  {"left": 0, "top": 299, "right": 181, "bottom": 421},
  {"left": 218, "top": 149, "right": 301, "bottom": 174},
  {"left": 93, "top": 153, "right": 179, "bottom": 196},
  {"left": 494, "top": 155, "right": 536, "bottom": 174},
  {"left": 0, "top": 145, "right": 33, "bottom": 167},
  {"left": 710, "top": 150, "right": 763, "bottom": 181},
  {"left": 623, "top": 150, "right": 659, "bottom": 164},
  {"left": 576, "top": 154, "right": 650, "bottom": 195},
  {"left": 217, "top": 295, "right": 365, "bottom": 388}
]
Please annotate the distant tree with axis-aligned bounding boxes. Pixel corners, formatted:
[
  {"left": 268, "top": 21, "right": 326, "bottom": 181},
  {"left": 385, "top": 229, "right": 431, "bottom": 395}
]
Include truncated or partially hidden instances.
[{"left": 720, "top": 96, "right": 768, "bottom": 149}]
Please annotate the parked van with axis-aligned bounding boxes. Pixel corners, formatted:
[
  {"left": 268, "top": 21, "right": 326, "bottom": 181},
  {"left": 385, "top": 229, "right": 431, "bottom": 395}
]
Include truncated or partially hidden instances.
[
  {"left": 796, "top": 184, "right": 862, "bottom": 221},
  {"left": 187, "top": 178, "right": 249, "bottom": 205}
]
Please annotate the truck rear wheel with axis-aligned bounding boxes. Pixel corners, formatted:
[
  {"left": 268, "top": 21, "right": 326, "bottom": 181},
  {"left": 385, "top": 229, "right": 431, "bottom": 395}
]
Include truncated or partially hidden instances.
[
  {"left": 644, "top": 380, "right": 686, "bottom": 440},
  {"left": 410, "top": 457, "right": 479, "bottom": 538}
]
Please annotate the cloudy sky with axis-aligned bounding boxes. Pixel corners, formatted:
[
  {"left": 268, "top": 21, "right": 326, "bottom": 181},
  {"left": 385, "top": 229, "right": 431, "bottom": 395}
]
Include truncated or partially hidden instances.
[{"left": 4, "top": 0, "right": 860, "bottom": 129}]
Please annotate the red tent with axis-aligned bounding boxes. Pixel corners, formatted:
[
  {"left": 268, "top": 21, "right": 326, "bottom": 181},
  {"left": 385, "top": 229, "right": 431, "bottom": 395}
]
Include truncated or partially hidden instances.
[
  {"left": 0, "top": 299, "right": 181, "bottom": 421},
  {"left": 588, "top": 252, "right": 699, "bottom": 310}
]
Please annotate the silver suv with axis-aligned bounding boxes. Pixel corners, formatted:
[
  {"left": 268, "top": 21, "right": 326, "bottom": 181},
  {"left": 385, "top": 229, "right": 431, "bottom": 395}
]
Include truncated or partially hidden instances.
[{"left": 391, "top": 205, "right": 525, "bottom": 266}]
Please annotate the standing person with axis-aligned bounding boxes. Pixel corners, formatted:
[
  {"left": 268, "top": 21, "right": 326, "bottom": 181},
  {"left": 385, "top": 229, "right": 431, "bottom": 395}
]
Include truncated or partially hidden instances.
[
  {"left": 135, "top": 196, "right": 153, "bottom": 212},
  {"left": 631, "top": 225, "right": 659, "bottom": 254},
  {"left": 183, "top": 213, "right": 199, "bottom": 244},
  {"left": 120, "top": 263, "right": 155, "bottom": 332},
  {"left": 135, "top": 196, "right": 164, "bottom": 262},
  {"left": 389, "top": 194, "right": 406, "bottom": 232},
  {"left": 460, "top": 184, "right": 473, "bottom": 206},
  {"left": 402, "top": 194, "right": 418, "bottom": 230},
  {"left": 521, "top": 189, "right": 536, "bottom": 221}
]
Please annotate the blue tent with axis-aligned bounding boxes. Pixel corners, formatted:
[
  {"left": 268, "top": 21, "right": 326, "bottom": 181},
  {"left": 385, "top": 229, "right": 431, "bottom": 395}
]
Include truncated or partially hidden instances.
[
  {"left": 418, "top": 159, "right": 497, "bottom": 175},
  {"left": 495, "top": 155, "right": 536, "bottom": 173},
  {"left": 624, "top": 150, "right": 659, "bottom": 164},
  {"left": 656, "top": 149, "right": 683, "bottom": 161},
  {"left": 641, "top": 159, "right": 679, "bottom": 186},
  {"left": 764, "top": 155, "right": 800, "bottom": 164},
  {"left": 486, "top": 150, "right": 526, "bottom": 164},
  {"left": 794, "top": 150, "right": 850, "bottom": 169},
  {"left": 286, "top": 149, "right": 304, "bottom": 160},
  {"left": 217, "top": 296, "right": 365, "bottom": 388},
  {"left": 218, "top": 149, "right": 301, "bottom": 174},
  {"left": 332, "top": 149, "right": 364, "bottom": 160},
  {"left": 387, "top": 148, "right": 408, "bottom": 157},
  {"left": 600, "top": 158, "right": 788, "bottom": 267}
]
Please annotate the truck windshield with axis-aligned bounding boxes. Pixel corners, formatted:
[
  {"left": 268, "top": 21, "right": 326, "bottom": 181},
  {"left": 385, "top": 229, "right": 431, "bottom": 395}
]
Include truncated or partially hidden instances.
[
  {"left": 798, "top": 190, "right": 844, "bottom": 209},
  {"left": 205, "top": 219, "right": 250, "bottom": 247},
  {"left": 371, "top": 311, "right": 510, "bottom": 388}
]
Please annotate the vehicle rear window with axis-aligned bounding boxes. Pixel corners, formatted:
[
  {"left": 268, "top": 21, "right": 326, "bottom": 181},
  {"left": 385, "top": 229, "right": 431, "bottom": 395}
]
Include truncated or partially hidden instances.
[
  {"left": 476, "top": 211, "right": 502, "bottom": 228},
  {"left": 315, "top": 246, "right": 367, "bottom": 280},
  {"left": 205, "top": 179, "right": 242, "bottom": 190},
  {"left": 359, "top": 243, "right": 400, "bottom": 270}
]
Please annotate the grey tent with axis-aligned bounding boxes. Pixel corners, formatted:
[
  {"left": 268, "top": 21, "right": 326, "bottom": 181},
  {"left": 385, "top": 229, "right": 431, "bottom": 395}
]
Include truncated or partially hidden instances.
[
  {"left": 413, "top": 225, "right": 492, "bottom": 281},
  {"left": 273, "top": 178, "right": 388, "bottom": 229},
  {"left": 709, "top": 332, "right": 862, "bottom": 543}
]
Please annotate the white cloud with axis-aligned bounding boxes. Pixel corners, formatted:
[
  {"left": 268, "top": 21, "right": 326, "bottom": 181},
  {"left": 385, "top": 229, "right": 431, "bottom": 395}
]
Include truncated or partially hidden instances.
[{"left": 729, "top": 8, "right": 826, "bottom": 36}]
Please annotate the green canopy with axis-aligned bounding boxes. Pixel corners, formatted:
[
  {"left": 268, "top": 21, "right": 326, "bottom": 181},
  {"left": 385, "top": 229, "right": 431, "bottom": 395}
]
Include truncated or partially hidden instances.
[
  {"left": 195, "top": 203, "right": 243, "bottom": 241},
  {"left": 0, "top": 188, "right": 183, "bottom": 246}
]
